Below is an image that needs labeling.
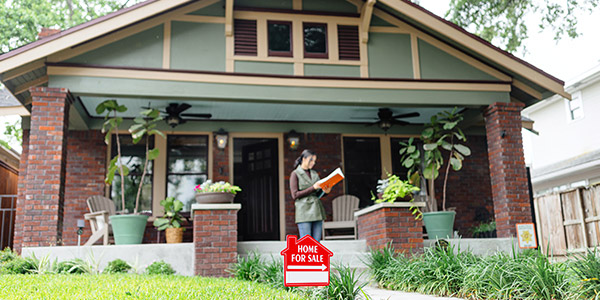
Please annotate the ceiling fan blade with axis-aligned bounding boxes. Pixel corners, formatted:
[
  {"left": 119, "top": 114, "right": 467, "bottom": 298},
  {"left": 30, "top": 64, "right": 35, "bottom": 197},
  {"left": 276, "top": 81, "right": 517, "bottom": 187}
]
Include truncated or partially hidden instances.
[
  {"left": 392, "top": 112, "right": 420, "bottom": 119},
  {"left": 394, "top": 120, "right": 410, "bottom": 126},
  {"left": 181, "top": 113, "right": 212, "bottom": 118}
]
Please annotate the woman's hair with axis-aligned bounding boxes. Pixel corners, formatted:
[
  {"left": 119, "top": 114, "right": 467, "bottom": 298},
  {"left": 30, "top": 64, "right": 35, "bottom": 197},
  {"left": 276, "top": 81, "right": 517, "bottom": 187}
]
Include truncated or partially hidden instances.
[{"left": 293, "top": 149, "right": 316, "bottom": 169}]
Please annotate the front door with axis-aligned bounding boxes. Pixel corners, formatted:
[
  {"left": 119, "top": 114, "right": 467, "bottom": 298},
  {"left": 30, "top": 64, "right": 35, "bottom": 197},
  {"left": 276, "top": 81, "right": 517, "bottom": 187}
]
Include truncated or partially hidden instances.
[{"left": 234, "top": 138, "right": 279, "bottom": 241}]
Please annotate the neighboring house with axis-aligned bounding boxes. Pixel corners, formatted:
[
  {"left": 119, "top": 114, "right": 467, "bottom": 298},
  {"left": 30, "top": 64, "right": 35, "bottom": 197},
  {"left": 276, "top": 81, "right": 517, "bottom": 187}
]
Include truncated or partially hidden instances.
[
  {"left": 523, "top": 64, "right": 600, "bottom": 195},
  {"left": 0, "top": 0, "right": 568, "bottom": 250}
]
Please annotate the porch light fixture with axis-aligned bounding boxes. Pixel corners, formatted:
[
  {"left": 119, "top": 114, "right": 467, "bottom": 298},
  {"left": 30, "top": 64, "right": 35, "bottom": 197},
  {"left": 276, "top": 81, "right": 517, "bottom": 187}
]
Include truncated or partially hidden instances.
[
  {"left": 287, "top": 130, "right": 300, "bottom": 151},
  {"left": 214, "top": 128, "right": 228, "bottom": 149}
]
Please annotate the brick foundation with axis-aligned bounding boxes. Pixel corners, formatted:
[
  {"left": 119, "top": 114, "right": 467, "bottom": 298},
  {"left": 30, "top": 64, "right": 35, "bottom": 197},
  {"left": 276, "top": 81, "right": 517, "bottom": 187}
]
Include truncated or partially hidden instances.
[
  {"left": 356, "top": 203, "right": 425, "bottom": 254},
  {"left": 484, "top": 102, "right": 532, "bottom": 237},
  {"left": 284, "top": 133, "right": 343, "bottom": 236},
  {"left": 14, "top": 87, "right": 71, "bottom": 250},
  {"left": 193, "top": 203, "right": 240, "bottom": 277}
]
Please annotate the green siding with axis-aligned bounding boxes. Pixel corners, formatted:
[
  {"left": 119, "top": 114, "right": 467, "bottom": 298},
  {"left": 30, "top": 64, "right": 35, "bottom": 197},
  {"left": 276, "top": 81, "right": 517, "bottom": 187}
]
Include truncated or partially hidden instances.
[
  {"left": 235, "top": 61, "right": 294, "bottom": 75},
  {"left": 304, "top": 64, "right": 360, "bottom": 77},
  {"left": 302, "top": 0, "right": 357, "bottom": 13},
  {"left": 371, "top": 15, "right": 394, "bottom": 27},
  {"left": 50, "top": 75, "right": 510, "bottom": 107},
  {"left": 234, "top": 0, "right": 292, "bottom": 9},
  {"left": 418, "top": 39, "right": 497, "bottom": 81},
  {"left": 189, "top": 1, "right": 225, "bottom": 16},
  {"left": 368, "top": 33, "right": 413, "bottom": 79},
  {"left": 65, "top": 25, "right": 163, "bottom": 68},
  {"left": 170, "top": 22, "right": 225, "bottom": 72}
]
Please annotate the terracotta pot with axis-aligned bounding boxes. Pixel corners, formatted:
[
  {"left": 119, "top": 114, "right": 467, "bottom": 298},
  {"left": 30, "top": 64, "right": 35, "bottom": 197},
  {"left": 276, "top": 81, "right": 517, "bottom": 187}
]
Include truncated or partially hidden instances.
[
  {"left": 165, "top": 227, "right": 183, "bottom": 243},
  {"left": 195, "top": 192, "right": 235, "bottom": 204}
]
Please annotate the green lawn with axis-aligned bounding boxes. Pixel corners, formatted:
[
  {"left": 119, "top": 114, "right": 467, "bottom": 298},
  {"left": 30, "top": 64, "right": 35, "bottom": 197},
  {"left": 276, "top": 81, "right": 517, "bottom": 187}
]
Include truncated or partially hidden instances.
[{"left": 0, "top": 274, "right": 308, "bottom": 300}]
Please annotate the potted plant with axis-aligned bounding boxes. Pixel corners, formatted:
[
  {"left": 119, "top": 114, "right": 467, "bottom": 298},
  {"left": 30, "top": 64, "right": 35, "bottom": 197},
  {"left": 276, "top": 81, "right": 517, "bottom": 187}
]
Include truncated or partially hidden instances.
[
  {"left": 470, "top": 220, "right": 496, "bottom": 238},
  {"left": 97, "top": 99, "right": 165, "bottom": 245},
  {"left": 371, "top": 173, "right": 422, "bottom": 217},
  {"left": 398, "top": 107, "right": 471, "bottom": 240},
  {"left": 153, "top": 197, "right": 185, "bottom": 243},
  {"left": 194, "top": 180, "right": 241, "bottom": 204}
]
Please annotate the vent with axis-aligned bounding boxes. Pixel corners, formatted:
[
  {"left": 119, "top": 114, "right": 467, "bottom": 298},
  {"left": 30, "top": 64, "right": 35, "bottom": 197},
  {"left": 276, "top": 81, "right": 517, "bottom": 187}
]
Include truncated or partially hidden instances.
[
  {"left": 234, "top": 19, "right": 257, "bottom": 56},
  {"left": 337, "top": 25, "right": 360, "bottom": 60}
]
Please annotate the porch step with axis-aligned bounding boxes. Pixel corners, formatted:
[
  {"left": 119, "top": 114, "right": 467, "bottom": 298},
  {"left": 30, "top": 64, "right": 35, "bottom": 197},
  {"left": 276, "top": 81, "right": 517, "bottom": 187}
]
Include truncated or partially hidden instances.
[{"left": 237, "top": 239, "right": 370, "bottom": 270}]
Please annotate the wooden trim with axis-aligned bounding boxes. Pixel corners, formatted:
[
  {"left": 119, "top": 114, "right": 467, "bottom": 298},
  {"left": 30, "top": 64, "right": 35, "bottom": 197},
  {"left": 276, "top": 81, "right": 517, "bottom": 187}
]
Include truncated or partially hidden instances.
[
  {"left": 369, "top": 26, "right": 409, "bottom": 33},
  {"left": 162, "top": 21, "right": 171, "bottom": 69},
  {"left": 360, "top": 0, "right": 376, "bottom": 43},
  {"left": 235, "top": 6, "right": 360, "bottom": 18},
  {"left": 0, "top": 105, "right": 29, "bottom": 116},
  {"left": 15, "top": 75, "right": 48, "bottom": 95},
  {"left": 294, "top": 62, "right": 304, "bottom": 76},
  {"left": 46, "top": 0, "right": 219, "bottom": 64},
  {"left": 256, "top": 18, "right": 268, "bottom": 58},
  {"left": 229, "top": 132, "right": 285, "bottom": 241},
  {"left": 233, "top": 55, "right": 362, "bottom": 65},
  {"left": 328, "top": 21, "right": 339, "bottom": 61},
  {"left": 226, "top": 34, "right": 234, "bottom": 72},
  {"left": 293, "top": 0, "right": 302, "bottom": 10},
  {"left": 377, "top": 0, "right": 568, "bottom": 98},
  {"left": 48, "top": 65, "right": 511, "bottom": 92},
  {"left": 233, "top": 11, "right": 360, "bottom": 24},
  {"left": 171, "top": 15, "right": 225, "bottom": 23},
  {"left": 410, "top": 34, "right": 420, "bottom": 79},
  {"left": 2, "top": 59, "right": 45, "bottom": 81},
  {"left": 225, "top": 0, "right": 233, "bottom": 36},
  {"left": 513, "top": 79, "right": 542, "bottom": 100},
  {"left": 380, "top": 135, "right": 392, "bottom": 177},
  {"left": 152, "top": 134, "right": 167, "bottom": 216}
]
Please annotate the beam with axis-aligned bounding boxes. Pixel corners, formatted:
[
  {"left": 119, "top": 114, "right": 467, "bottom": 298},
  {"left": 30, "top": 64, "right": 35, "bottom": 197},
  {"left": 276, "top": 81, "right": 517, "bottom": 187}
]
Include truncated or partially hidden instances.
[
  {"left": 513, "top": 79, "right": 543, "bottom": 100},
  {"left": 225, "top": 0, "right": 234, "bottom": 36},
  {"left": 1, "top": 59, "right": 45, "bottom": 82},
  {"left": 14, "top": 75, "right": 49, "bottom": 95},
  {"left": 360, "top": 0, "right": 376, "bottom": 43}
]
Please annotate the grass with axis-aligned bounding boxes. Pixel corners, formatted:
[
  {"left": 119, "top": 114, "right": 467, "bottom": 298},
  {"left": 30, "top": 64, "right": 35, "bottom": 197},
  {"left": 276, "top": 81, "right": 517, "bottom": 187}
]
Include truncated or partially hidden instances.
[{"left": 0, "top": 274, "right": 308, "bottom": 300}]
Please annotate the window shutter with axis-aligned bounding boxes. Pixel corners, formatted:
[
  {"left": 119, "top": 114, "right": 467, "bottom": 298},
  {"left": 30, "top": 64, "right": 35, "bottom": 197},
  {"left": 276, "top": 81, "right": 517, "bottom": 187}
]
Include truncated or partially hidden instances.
[
  {"left": 337, "top": 25, "right": 360, "bottom": 60},
  {"left": 234, "top": 19, "right": 257, "bottom": 56}
]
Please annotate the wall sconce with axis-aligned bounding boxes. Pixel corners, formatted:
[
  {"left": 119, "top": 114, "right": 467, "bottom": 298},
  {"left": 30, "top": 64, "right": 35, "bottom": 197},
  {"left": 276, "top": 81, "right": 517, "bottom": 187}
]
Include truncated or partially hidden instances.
[
  {"left": 214, "top": 128, "right": 228, "bottom": 149},
  {"left": 287, "top": 130, "right": 300, "bottom": 151}
]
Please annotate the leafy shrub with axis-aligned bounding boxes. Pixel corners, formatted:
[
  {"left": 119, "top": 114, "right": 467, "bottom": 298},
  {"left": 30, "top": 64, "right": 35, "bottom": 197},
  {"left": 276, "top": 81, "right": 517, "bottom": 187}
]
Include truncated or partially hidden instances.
[
  {"left": 0, "top": 256, "right": 36, "bottom": 274},
  {"left": 0, "top": 248, "right": 18, "bottom": 264},
  {"left": 145, "top": 261, "right": 176, "bottom": 275},
  {"left": 365, "top": 243, "right": 397, "bottom": 285},
  {"left": 230, "top": 252, "right": 262, "bottom": 281},
  {"left": 570, "top": 248, "right": 600, "bottom": 299},
  {"left": 103, "top": 259, "right": 131, "bottom": 274},
  {"left": 56, "top": 259, "right": 88, "bottom": 274},
  {"left": 326, "top": 264, "right": 367, "bottom": 300}
]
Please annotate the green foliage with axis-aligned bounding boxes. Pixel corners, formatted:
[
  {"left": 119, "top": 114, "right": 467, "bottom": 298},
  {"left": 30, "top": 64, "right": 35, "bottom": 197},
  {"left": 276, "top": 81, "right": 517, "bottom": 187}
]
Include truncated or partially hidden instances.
[
  {"left": 371, "top": 173, "right": 421, "bottom": 219},
  {"left": 570, "top": 248, "right": 600, "bottom": 299},
  {"left": 103, "top": 259, "right": 132, "bottom": 274},
  {"left": 0, "top": 0, "right": 144, "bottom": 54},
  {"left": 153, "top": 197, "right": 185, "bottom": 231},
  {"left": 326, "top": 264, "right": 367, "bottom": 300},
  {"left": 0, "top": 247, "right": 18, "bottom": 264},
  {"left": 56, "top": 259, "right": 88, "bottom": 274},
  {"left": 0, "top": 117, "right": 22, "bottom": 150},
  {"left": 470, "top": 220, "right": 496, "bottom": 237},
  {"left": 0, "top": 274, "right": 306, "bottom": 299},
  {"left": 445, "top": 0, "right": 600, "bottom": 53},
  {"left": 231, "top": 252, "right": 263, "bottom": 282},
  {"left": 145, "top": 261, "right": 176, "bottom": 275},
  {"left": 195, "top": 180, "right": 242, "bottom": 194},
  {"left": 0, "top": 256, "right": 36, "bottom": 274}
]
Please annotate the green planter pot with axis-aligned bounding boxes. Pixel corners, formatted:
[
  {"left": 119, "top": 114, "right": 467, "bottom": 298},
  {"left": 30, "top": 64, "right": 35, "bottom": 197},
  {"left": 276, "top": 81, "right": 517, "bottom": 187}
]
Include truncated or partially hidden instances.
[
  {"left": 423, "top": 211, "right": 456, "bottom": 240},
  {"left": 109, "top": 215, "right": 149, "bottom": 245}
]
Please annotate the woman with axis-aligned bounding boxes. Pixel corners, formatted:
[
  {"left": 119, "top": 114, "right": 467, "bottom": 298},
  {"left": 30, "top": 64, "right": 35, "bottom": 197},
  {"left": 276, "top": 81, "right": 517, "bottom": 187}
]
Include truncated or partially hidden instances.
[{"left": 289, "top": 149, "right": 331, "bottom": 242}]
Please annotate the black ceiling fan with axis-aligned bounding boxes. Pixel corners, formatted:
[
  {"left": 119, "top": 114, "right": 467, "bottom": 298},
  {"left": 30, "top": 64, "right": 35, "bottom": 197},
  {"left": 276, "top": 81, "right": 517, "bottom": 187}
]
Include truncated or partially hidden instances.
[
  {"left": 143, "top": 103, "right": 212, "bottom": 128},
  {"left": 358, "top": 108, "right": 420, "bottom": 132}
]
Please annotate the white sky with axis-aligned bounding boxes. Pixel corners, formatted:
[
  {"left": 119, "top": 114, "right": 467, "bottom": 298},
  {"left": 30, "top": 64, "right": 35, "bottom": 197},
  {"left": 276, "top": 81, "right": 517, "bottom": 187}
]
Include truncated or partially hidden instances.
[{"left": 2, "top": 2, "right": 600, "bottom": 154}]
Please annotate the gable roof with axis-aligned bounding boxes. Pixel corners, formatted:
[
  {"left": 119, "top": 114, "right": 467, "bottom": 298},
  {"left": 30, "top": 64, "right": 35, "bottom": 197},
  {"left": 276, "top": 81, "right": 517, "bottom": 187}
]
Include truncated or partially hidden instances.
[{"left": 0, "top": 0, "right": 568, "bottom": 100}]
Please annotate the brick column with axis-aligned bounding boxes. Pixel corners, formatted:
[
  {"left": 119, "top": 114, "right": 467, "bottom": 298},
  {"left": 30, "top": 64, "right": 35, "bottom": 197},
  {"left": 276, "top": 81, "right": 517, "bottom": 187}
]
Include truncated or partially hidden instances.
[
  {"left": 14, "top": 87, "right": 71, "bottom": 250},
  {"left": 356, "top": 202, "right": 426, "bottom": 254},
  {"left": 484, "top": 102, "right": 532, "bottom": 238},
  {"left": 192, "top": 203, "right": 240, "bottom": 277}
]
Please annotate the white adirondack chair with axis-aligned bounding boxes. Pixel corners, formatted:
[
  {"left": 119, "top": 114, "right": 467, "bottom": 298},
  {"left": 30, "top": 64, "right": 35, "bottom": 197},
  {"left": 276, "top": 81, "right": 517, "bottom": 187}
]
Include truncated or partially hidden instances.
[
  {"left": 322, "top": 195, "right": 360, "bottom": 240},
  {"left": 83, "top": 195, "right": 115, "bottom": 246}
]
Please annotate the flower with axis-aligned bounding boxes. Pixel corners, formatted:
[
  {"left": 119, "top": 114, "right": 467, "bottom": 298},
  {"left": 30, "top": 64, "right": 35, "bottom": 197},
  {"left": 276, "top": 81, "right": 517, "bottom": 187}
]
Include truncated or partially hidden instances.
[{"left": 194, "top": 180, "right": 242, "bottom": 194}]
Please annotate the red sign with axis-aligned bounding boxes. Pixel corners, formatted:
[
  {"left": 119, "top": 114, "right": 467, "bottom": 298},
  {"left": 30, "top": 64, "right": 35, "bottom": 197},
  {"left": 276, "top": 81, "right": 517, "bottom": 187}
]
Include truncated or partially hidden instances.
[{"left": 280, "top": 235, "right": 334, "bottom": 287}]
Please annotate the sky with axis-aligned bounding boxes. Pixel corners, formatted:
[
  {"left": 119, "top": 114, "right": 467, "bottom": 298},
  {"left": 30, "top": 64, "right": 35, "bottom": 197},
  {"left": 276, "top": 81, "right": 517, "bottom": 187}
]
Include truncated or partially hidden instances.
[{"left": 2, "top": 1, "right": 600, "bottom": 154}]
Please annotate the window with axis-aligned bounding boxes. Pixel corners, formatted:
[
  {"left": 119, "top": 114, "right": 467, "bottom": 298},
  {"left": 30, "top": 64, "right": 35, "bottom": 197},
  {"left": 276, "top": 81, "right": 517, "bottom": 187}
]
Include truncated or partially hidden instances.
[
  {"left": 268, "top": 21, "right": 292, "bottom": 57},
  {"left": 110, "top": 135, "right": 154, "bottom": 213},
  {"left": 566, "top": 92, "right": 584, "bottom": 121},
  {"left": 167, "top": 135, "right": 209, "bottom": 212},
  {"left": 303, "top": 22, "right": 328, "bottom": 58}
]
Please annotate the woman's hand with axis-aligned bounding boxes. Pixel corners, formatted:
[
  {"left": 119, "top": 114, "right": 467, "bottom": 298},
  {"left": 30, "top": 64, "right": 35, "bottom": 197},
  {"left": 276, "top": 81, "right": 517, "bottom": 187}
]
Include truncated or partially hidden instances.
[
  {"left": 322, "top": 186, "right": 332, "bottom": 194},
  {"left": 313, "top": 182, "right": 321, "bottom": 190}
]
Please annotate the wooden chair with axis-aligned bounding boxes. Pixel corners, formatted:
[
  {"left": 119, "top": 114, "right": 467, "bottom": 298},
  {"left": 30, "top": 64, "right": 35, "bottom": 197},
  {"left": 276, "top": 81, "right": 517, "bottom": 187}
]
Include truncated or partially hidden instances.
[
  {"left": 83, "top": 195, "right": 116, "bottom": 246},
  {"left": 322, "top": 195, "right": 360, "bottom": 240}
]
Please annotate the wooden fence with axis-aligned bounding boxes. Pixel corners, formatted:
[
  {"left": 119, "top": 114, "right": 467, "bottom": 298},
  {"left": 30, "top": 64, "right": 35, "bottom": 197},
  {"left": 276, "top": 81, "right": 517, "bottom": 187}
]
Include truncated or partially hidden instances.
[
  {"left": 534, "top": 185, "right": 600, "bottom": 256},
  {"left": 0, "top": 195, "right": 16, "bottom": 250}
]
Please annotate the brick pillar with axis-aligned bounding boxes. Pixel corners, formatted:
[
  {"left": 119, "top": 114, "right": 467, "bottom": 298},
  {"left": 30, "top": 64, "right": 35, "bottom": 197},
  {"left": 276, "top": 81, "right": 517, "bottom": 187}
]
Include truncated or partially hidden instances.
[
  {"left": 13, "top": 129, "right": 29, "bottom": 253},
  {"left": 212, "top": 137, "right": 229, "bottom": 182},
  {"left": 484, "top": 102, "right": 532, "bottom": 238},
  {"left": 14, "top": 87, "right": 71, "bottom": 250},
  {"left": 356, "top": 203, "right": 425, "bottom": 254},
  {"left": 192, "top": 203, "right": 240, "bottom": 277}
]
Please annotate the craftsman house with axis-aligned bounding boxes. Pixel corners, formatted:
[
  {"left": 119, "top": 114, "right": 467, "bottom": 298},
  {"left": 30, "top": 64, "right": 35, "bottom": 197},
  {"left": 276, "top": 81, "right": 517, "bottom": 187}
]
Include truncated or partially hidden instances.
[{"left": 0, "top": 0, "right": 568, "bottom": 252}]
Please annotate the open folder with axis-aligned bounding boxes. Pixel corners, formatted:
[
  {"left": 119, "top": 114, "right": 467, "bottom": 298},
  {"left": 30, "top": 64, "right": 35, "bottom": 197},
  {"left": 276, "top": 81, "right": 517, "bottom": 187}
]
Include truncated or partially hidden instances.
[{"left": 316, "top": 167, "right": 344, "bottom": 191}]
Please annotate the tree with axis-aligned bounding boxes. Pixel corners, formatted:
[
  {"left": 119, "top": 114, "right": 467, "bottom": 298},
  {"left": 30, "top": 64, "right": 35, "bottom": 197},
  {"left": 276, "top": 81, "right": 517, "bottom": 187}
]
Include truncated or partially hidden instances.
[
  {"left": 445, "top": 0, "right": 599, "bottom": 53},
  {"left": 0, "top": 117, "right": 22, "bottom": 150},
  {"left": 0, "top": 0, "right": 143, "bottom": 54}
]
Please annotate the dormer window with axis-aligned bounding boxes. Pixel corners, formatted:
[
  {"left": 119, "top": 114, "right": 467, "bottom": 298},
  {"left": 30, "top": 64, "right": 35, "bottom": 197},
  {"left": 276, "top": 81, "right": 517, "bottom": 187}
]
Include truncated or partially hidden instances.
[
  {"left": 268, "top": 21, "right": 292, "bottom": 57},
  {"left": 303, "top": 23, "right": 328, "bottom": 59}
]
